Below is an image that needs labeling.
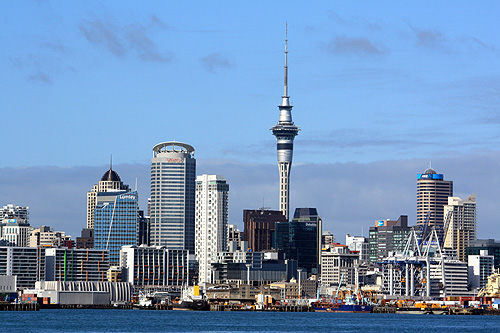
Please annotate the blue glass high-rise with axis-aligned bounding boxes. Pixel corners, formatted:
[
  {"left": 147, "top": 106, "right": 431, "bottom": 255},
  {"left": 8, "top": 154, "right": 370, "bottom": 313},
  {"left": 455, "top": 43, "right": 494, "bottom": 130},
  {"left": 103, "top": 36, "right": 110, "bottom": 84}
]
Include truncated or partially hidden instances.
[{"left": 94, "top": 190, "right": 138, "bottom": 265}]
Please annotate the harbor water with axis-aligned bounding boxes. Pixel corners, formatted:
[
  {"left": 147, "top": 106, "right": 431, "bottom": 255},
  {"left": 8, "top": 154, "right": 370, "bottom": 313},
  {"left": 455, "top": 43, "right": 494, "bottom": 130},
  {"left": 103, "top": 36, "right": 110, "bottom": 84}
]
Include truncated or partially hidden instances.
[{"left": 2, "top": 310, "right": 500, "bottom": 332}]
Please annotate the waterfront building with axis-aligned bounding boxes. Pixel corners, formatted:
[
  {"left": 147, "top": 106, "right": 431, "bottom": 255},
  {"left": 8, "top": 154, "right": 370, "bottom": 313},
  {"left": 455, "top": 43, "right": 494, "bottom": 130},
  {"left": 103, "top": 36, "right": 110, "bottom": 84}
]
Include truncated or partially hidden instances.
[
  {"left": 416, "top": 167, "right": 453, "bottom": 241},
  {"left": 275, "top": 208, "right": 322, "bottom": 275},
  {"left": 345, "top": 234, "right": 369, "bottom": 263},
  {"left": 210, "top": 246, "right": 298, "bottom": 286},
  {"left": 76, "top": 228, "right": 94, "bottom": 249},
  {"left": 320, "top": 244, "right": 359, "bottom": 288},
  {"left": 87, "top": 163, "right": 130, "bottom": 229},
  {"left": 429, "top": 258, "right": 468, "bottom": 297},
  {"left": 149, "top": 142, "right": 196, "bottom": 253},
  {"left": 120, "top": 245, "right": 188, "bottom": 288},
  {"left": 243, "top": 209, "right": 287, "bottom": 252},
  {"left": 270, "top": 29, "right": 300, "bottom": 221},
  {"left": 195, "top": 175, "right": 229, "bottom": 284},
  {"left": 468, "top": 250, "right": 494, "bottom": 290},
  {"left": 443, "top": 194, "right": 476, "bottom": 262},
  {"left": 34, "top": 281, "right": 132, "bottom": 304},
  {"left": 45, "top": 248, "right": 109, "bottom": 282},
  {"left": 467, "top": 239, "right": 500, "bottom": 269},
  {"left": 29, "top": 226, "right": 70, "bottom": 247},
  {"left": 369, "top": 215, "right": 411, "bottom": 263},
  {"left": 0, "top": 246, "right": 45, "bottom": 289},
  {"left": 94, "top": 190, "right": 139, "bottom": 265}
]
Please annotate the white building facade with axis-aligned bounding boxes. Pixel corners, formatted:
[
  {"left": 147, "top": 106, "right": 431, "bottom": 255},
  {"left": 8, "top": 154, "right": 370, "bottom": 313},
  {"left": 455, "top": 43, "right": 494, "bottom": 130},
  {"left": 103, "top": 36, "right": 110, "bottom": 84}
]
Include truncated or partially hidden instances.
[
  {"left": 195, "top": 175, "right": 229, "bottom": 284},
  {"left": 150, "top": 142, "right": 196, "bottom": 253},
  {"left": 468, "top": 250, "right": 494, "bottom": 290}
]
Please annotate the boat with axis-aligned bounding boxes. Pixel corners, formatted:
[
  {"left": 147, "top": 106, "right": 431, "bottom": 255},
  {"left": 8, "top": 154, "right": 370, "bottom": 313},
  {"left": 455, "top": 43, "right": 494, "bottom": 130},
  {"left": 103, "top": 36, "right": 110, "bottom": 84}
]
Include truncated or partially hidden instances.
[
  {"left": 312, "top": 271, "right": 372, "bottom": 313},
  {"left": 311, "top": 299, "right": 372, "bottom": 313},
  {"left": 171, "top": 285, "right": 210, "bottom": 311}
]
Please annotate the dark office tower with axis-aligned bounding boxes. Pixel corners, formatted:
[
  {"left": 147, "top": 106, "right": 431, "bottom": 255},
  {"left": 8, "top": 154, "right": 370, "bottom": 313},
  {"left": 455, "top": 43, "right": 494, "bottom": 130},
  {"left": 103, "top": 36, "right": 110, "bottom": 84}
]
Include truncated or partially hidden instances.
[
  {"left": 243, "top": 209, "right": 288, "bottom": 252},
  {"left": 150, "top": 142, "right": 196, "bottom": 253},
  {"left": 271, "top": 27, "right": 299, "bottom": 221},
  {"left": 275, "top": 208, "right": 321, "bottom": 275},
  {"left": 416, "top": 167, "right": 453, "bottom": 241},
  {"left": 138, "top": 210, "right": 150, "bottom": 246}
]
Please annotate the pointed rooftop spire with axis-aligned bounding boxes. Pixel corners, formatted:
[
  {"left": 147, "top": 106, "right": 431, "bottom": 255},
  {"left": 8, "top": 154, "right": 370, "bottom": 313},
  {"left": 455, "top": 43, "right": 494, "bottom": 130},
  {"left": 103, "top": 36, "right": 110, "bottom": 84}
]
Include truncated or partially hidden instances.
[{"left": 281, "top": 23, "right": 291, "bottom": 107}]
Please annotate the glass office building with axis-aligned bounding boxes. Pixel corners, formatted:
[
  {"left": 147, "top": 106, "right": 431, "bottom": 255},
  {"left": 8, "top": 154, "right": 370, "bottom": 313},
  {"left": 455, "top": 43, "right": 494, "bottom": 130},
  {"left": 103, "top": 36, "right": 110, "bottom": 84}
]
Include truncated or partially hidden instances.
[
  {"left": 275, "top": 208, "right": 321, "bottom": 275},
  {"left": 94, "top": 190, "right": 138, "bottom": 265}
]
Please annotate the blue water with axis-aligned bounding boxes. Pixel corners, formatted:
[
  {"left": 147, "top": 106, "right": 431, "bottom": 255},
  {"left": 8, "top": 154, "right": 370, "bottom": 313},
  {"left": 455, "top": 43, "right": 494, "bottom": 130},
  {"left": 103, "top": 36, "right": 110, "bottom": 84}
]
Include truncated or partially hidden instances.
[{"left": 2, "top": 310, "right": 500, "bottom": 332}]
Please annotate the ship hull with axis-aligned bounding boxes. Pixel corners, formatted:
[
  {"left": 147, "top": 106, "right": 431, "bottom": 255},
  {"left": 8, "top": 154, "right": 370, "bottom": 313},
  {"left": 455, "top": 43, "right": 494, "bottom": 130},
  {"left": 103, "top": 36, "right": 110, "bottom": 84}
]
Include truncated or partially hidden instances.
[
  {"left": 172, "top": 300, "right": 210, "bottom": 311},
  {"left": 312, "top": 304, "right": 372, "bottom": 313}
]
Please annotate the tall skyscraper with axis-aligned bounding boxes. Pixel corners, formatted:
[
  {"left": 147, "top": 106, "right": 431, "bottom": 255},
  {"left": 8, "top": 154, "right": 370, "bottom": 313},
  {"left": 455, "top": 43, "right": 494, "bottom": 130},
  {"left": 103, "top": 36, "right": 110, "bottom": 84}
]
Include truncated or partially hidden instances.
[
  {"left": 94, "top": 190, "right": 139, "bottom": 265},
  {"left": 271, "top": 28, "right": 299, "bottom": 221},
  {"left": 150, "top": 142, "right": 196, "bottom": 253},
  {"left": 87, "top": 162, "right": 130, "bottom": 229},
  {"left": 416, "top": 167, "right": 453, "bottom": 240},
  {"left": 195, "top": 175, "right": 229, "bottom": 284},
  {"left": 443, "top": 194, "right": 476, "bottom": 262}
]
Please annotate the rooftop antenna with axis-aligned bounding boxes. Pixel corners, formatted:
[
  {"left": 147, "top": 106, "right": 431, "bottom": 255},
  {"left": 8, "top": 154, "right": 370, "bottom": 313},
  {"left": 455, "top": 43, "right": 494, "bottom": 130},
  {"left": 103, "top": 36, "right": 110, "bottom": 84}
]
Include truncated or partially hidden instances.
[
  {"left": 284, "top": 22, "right": 288, "bottom": 98},
  {"left": 110, "top": 154, "right": 113, "bottom": 170},
  {"left": 135, "top": 177, "right": 138, "bottom": 192}
]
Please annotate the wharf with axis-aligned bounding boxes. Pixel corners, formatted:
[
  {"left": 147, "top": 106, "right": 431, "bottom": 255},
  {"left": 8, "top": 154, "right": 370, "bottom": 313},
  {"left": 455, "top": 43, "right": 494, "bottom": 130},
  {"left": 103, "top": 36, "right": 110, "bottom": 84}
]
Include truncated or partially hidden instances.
[
  {"left": 210, "top": 304, "right": 312, "bottom": 312},
  {"left": 41, "top": 304, "right": 134, "bottom": 310},
  {"left": 0, "top": 303, "right": 39, "bottom": 311}
]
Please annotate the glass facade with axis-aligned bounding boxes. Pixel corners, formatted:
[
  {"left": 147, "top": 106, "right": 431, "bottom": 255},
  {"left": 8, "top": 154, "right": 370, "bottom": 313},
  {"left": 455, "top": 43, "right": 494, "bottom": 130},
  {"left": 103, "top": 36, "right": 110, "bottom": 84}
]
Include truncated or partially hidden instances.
[{"left": 94, "top": 191, "right": 138, "bottom": 265}]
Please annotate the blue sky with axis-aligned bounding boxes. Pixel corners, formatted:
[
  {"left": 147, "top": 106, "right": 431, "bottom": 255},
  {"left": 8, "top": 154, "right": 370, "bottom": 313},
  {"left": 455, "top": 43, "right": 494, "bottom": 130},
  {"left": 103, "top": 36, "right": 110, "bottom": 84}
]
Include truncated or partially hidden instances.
[{"left": 1, "top": 1, "right": 500, "bottom": 240}]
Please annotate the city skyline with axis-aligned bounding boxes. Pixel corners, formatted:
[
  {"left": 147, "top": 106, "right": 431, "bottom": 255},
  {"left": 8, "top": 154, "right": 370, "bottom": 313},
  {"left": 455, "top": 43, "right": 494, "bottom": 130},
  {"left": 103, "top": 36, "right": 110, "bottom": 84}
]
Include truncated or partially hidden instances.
[{"left": 1, "top": 2, "right": 500, "bottom": 241}]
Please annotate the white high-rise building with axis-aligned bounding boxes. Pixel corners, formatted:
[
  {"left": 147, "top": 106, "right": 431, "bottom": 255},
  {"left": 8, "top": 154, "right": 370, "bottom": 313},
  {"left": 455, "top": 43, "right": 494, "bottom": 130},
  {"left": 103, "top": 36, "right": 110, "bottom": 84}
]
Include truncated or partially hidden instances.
[
  {"left": 443, "top": 194, "right": 476, "bottom": 262},
  {"left": 150, "top": 142, "right": 196, "bottom": 253},
  {"left": 195, "top": 175, "right": 229, "bottom": 284}
]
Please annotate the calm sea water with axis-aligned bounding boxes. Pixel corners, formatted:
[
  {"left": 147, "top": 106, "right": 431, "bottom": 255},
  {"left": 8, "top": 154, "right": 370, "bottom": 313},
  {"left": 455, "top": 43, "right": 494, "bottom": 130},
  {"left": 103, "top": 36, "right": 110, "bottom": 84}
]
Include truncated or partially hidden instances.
[{"left": 2, "top": 309, "right": 500, "bottom": 332}]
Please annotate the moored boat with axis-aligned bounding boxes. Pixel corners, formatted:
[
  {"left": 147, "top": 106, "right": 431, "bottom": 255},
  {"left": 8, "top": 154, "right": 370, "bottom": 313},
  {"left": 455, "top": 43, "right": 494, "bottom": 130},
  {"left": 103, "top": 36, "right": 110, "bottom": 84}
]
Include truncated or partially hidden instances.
[{"left": 311, "top": 300, "right": 372, "bottom": 313}]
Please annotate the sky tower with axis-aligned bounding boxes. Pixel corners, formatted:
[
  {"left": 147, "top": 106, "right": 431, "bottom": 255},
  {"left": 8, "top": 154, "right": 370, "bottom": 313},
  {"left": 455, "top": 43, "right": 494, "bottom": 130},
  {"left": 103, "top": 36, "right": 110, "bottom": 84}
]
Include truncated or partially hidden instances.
[{"left": 271, "top": 27, "right": 300, "bottom": 220}]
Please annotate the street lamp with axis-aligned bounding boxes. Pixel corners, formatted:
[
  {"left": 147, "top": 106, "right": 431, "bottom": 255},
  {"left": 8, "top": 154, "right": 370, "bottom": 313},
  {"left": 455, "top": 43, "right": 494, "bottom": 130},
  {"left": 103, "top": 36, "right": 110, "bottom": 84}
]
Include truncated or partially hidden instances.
[
  {"left": 246, "top": 264, "right": 251, "bottom": 286},
  {"left": 297, "top": 268, "right": 303, "bottom": 299}
]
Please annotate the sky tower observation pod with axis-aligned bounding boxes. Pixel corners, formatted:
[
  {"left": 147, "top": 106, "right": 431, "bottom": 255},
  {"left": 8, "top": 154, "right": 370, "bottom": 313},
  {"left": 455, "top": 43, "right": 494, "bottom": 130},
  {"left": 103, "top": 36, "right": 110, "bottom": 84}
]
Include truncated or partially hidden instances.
[{"left": 152, "top": 141, "right": 195, "bottom": 158}]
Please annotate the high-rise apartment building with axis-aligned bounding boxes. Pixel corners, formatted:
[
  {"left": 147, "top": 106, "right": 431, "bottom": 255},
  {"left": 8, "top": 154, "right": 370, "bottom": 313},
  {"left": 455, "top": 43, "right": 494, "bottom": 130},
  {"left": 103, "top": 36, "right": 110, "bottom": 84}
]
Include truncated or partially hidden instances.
[
  {"left": 150, "top": 142, "right": 196, "bottom": 253},
  {"left": 443, "top": 194, "right": 476, "bottom": 262},
  {"left": 243, "top": 209, "right": 287, "bottom": 252},
  {"left": 271, "top": 29, "right": 299, "bottom": 220},
  {"left": 195, "top": 175, "right": 229, "bottom": 284},
  {"left": 94, "top": 190, "right": 139, "bottom": 265},
  {"left": 87, "top": 164, "right": 130, "bottom": 229},
  {"left": 416, "top": 167, "right": 453, "bottom": 240},
  {"left": 468, "top": 250, "right": 494, "bottom": 290},
  {"left": 45, "top": 248, "right": 109, "bottom": 282},
  {"left": 0, "top": 246, "right": 45, "bottom": 289}
]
